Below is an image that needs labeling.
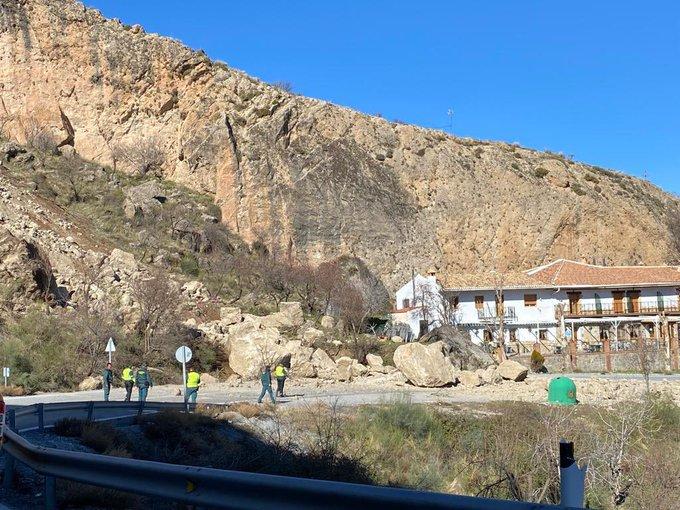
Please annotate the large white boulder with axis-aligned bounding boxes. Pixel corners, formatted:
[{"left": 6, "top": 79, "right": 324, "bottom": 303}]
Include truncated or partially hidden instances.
[
  {"left": 480, "top": 365, "right": 502, "bottom": 385},
  {"left": 365, "top": 353, "right": 384, "bottom": 368},
  {"left": 335, "top": 356, "right": 356, "bottom": 381},
  {"left": 311, "top": 348, "right": 337, "bottom": 379},
  {"left": 260, "top": 302, "right": 305, "bottom": 329},
  {"left": 457, "top": 370, "right": 482, "bottom": 387},
  {"left": 219, "top": 307, "right": 242, "bottom": 326},
  {"left": 283, "top": 340, "right": 317, "bottom": 378},
  {"left": 79, "top": 375, "right": 102, "bottom": 391},
  {"left": 320, "top": 315, "right": 335, "bottom": 329},
  {"left": 393, "top": 342, "right": 457, "bottom": 387},
  {"left": 497, "top": 359, "right": 529, "bottom": 382},
  {"left": 300, "top": 326, "right": 325, "bottom": 346},
  {"left": 228, "top": 322, "right": 285, "bottom": 379}
]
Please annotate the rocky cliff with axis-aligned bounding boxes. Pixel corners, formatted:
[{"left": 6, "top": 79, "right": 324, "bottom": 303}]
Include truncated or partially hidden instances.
[{"left": 1, "top": 0, "right": 679, "bottom": 290}]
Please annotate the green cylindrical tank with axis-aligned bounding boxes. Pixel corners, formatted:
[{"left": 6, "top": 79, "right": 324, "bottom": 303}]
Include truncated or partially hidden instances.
[{"left": 548, "top": 376, "right": 578, "bottom": 406}]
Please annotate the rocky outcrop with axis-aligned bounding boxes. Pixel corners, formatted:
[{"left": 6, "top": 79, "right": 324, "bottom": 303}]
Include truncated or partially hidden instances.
[
  {"left": 0, "top": 228, "right": 64, "bottom": 307},
  {"left": 393, "top": 342, "right": 457, "bottom": 387},
  {"left": 2, "top": 0, "right": 679, "bottom": 292}
]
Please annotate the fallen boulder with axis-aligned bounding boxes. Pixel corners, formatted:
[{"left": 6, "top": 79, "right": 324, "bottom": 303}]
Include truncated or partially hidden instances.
[
  {"left": 228, "top": 323, "right": 284, "bottom": 379},
  {"left": 421, "top": 325, "right": 494, "bottom": 370},
  {"left": 78, "top": 375, "right": 102, "bottom": 391},
  {"left": 497, "top": 359, "right": 529, "bottom": 382},
  {"left": 393, "top": 342, "right": 457, "bottom": 387},
  {"left": 219, "top": 306, "right": 242, "bottom": 326},
  {"left": 260, "top": 302, "right": 304, "bottom": 329},
  {"left": 365, "top": 353, "right": 384, "bottom": 368},
  {"left": 457, "top": 370, "right": 482, "bottom": 387},
  {"left": 312, "top": 348, "right": 337, "bottom": 379},
  {"left": 320, "top": 315, "right": 335, "bottom": 329}
]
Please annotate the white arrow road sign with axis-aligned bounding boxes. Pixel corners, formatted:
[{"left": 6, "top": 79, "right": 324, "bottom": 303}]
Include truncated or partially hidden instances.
[{"left": 105, "top": 337, "right": 116, "bottom": 363}]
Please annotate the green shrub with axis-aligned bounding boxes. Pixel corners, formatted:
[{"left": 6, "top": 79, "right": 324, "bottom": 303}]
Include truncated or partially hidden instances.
[
  {"left": 180, "top": 253, "right": 200, "bottom": 276},
  {"left": 534, "top": 167, "right": 549, "bottom": 178},
  {"left": 53, "top": 418, "right": 85, "bottom": 438},
  {"left": 571, "top": 183, "right": 587, "bottom": 196},
  {"left": 81, "top": 422, "right": 124, "bottom": 454},
  {"left": 584, "top": 173, "right": 599, "bottom": 183}
]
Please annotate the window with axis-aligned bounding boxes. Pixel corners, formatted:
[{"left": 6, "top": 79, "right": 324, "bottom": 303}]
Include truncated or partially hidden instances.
[
  {"left": 524, "top": 294, "right": 537, "bottom": 307},
  {"left": 474, "top": 295, "right": 484, "bottom": 310},
  {"left": 539, "top": 330, "right": 548, "bottom": 341},
  {"left": 402, "top": 298, "right": 410, "bottom": 309}
]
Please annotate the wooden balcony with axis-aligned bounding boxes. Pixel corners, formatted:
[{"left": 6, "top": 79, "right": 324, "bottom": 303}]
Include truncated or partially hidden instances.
[
  {"left": 478, "top": 306, "right": 517, "bottom": 323},
  {"left": 564, "top": 299, "right": 680, "bottom": 318}
]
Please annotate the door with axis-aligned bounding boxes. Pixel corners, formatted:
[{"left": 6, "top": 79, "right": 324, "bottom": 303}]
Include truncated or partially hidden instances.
[
  {"left": 627, "top": 291, "right": 640, "bottom": 313},
  {"left": 567, "top": 292, "right": 582, "bottom": 315},
  {"left": 612, "top": 291, "right": 625, "bottom": 314}
]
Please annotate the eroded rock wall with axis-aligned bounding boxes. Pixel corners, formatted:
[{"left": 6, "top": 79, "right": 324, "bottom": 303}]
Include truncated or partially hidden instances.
[{"left": 1, "top": 0, "right": 679, "bottom": 290}]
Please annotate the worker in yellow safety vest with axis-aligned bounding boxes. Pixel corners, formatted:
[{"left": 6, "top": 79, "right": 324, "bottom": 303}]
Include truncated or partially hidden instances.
[
  {"left": 122, "top": 366, "right": 135, "bottom": 402},
  {"left": 185, "top": 367, "right": 202, "bottom": 404},
  {"left": 274, "top": 363, "right": 288, "bottom": 398}
]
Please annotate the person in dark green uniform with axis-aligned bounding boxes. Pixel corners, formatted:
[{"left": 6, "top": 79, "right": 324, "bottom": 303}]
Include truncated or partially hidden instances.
[
  {"left": 257, "top": 366, "right": 275, "bottom": 404},
  {"left": 102, "top": 362, "right": 113, "bottom": 402},
  {"left": 135, "top": 365, "right": 153, "bottom": 402}
]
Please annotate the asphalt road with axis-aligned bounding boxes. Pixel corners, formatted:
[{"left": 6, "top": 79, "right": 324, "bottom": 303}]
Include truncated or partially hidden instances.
[{"left": 5, "top": 372, "right": 678, "bottom": 411}]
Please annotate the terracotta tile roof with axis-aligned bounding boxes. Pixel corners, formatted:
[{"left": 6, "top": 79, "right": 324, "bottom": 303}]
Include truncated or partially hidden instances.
[
  {"left": 443, "top": 259, "right": 680, "bottom": 291},
  {"left": 442, "top": 270, "right": 543, "bottom": 291},
  {"left": 527, "top": 259, "right": 680, "bottom": 288}
]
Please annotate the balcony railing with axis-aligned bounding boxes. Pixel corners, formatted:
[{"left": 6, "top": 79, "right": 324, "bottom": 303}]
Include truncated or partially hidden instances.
[
  {"left": 565, "top": 299, "right": 680, "bottom": 317},
  {"left": 478, "top": 306, "right": 517, "bottom": 322}
]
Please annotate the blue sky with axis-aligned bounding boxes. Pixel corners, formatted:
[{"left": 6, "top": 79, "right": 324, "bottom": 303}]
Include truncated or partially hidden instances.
[{"left": 84, "top": 0, "right": 679, "bottom": 194}]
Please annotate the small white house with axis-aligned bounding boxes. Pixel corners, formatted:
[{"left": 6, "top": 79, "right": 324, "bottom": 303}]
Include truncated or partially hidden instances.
[{"left": 391, "top": 271, "right": 444, "bottom": 340}]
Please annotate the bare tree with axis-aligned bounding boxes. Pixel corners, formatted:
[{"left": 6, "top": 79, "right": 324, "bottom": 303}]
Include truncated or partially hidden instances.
[
  {"left": 21, "top": 117, "right": 57, "bottom": 164},
  {"left": 635, "top": 333, "right": 657, "bottom": 395},
  {"left": 271, "top": 81, "right": 294, "bottom": 93},
  {"left": 416, "top": 283, "right": 458, "bottom": 328},
  {"left": 131, "top": 273, "right": 180, "bottom": 356},
  {"left": 589, "top": 402, "right": 655, "bottom": 506},
  {"left": 112, "top": 137, "right": 166, "bottom": 176}
]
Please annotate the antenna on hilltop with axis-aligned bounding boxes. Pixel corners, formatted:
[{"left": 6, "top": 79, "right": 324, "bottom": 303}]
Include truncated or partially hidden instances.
[{"left": 447, "top": 108, "right": 454, "bottom": 134}]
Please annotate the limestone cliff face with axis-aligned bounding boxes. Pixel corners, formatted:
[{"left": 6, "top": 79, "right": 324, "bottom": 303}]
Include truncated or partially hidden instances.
[{"left": 1, "top": 0, "right": 679, "bottom": 289}]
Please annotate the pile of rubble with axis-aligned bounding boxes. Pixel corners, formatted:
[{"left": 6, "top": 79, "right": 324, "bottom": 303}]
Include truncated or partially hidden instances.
[{"left": 196, "top": 305, "right": 529, "bottom": 389}]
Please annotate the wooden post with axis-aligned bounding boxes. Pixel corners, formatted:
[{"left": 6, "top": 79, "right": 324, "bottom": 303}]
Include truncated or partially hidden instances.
[
  {"left": 671, "top": 323, "right": 680, "bottom": 372},
  {"left": 569, "top": 325, "right": 578, "bottom": 371},
  {"left": 603, "top": 336, "right": 612, "bottom": 372}
]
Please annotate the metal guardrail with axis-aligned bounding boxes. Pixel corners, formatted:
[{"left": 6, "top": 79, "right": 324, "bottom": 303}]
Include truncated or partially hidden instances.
[{"left": 1, "top": 401, "right": 582, "bottom": 510}]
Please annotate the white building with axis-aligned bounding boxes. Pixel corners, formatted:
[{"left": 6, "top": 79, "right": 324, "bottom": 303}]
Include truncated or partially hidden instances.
[
  {"left": 393, "top": 260, "right": 680, "bottom": 352},
  {"left": 391, "top": 270, "right": 446, "bottom": 340}
]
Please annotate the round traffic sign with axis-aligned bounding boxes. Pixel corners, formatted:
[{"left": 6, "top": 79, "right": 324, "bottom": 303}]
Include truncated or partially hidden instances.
[{"left": 175, "top": 345, "right": 193, "bottom": 364}]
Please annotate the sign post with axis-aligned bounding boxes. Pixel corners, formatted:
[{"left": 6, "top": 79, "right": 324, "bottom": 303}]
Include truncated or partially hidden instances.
[
  {"left": 2, "top": 367, "right": 9, "bottom": 387},
  {"left": 105, "top": 337, "right": 116, "bottom": 364},
  {"left": 175, "top": 346, "right": 193, "bottom": 408}
]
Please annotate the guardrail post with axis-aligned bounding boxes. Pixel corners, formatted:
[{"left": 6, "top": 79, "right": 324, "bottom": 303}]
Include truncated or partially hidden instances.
[
  {"left": 86, "top": 401, "right": 95, "bottom": 422},
  {"left": 560, "top": 440, "right": 586, "bottom": 508},
  {"left": 3, "top": 409, "right": 16, "bottom": 489},
  {"left": 37, "top": 403, "right": 45, "bottom": 432},
  {"left": 44, "top": 475, "right": 57, "bottom": 510}
]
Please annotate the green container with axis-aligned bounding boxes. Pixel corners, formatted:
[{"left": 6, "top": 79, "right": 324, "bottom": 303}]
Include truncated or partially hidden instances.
[{"left": 548, "top": 376, "right": 578, "bottom": 406}]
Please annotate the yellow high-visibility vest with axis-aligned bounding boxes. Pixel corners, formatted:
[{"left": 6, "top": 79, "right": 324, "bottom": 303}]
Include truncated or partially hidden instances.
[
  {"left": 274, "top": 365, "right": 287, "bottom": 378},
  {"left": 122, "top": 367, "right": 134, "bottom": 382},
  {"left": 187, "top": 371, "right": 201, "bottom": 388}
]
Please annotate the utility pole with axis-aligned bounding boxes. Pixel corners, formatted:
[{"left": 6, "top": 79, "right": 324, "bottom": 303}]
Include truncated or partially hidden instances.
[{"left": 447, "top": 108, "right": 454, "bottom": 134}]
